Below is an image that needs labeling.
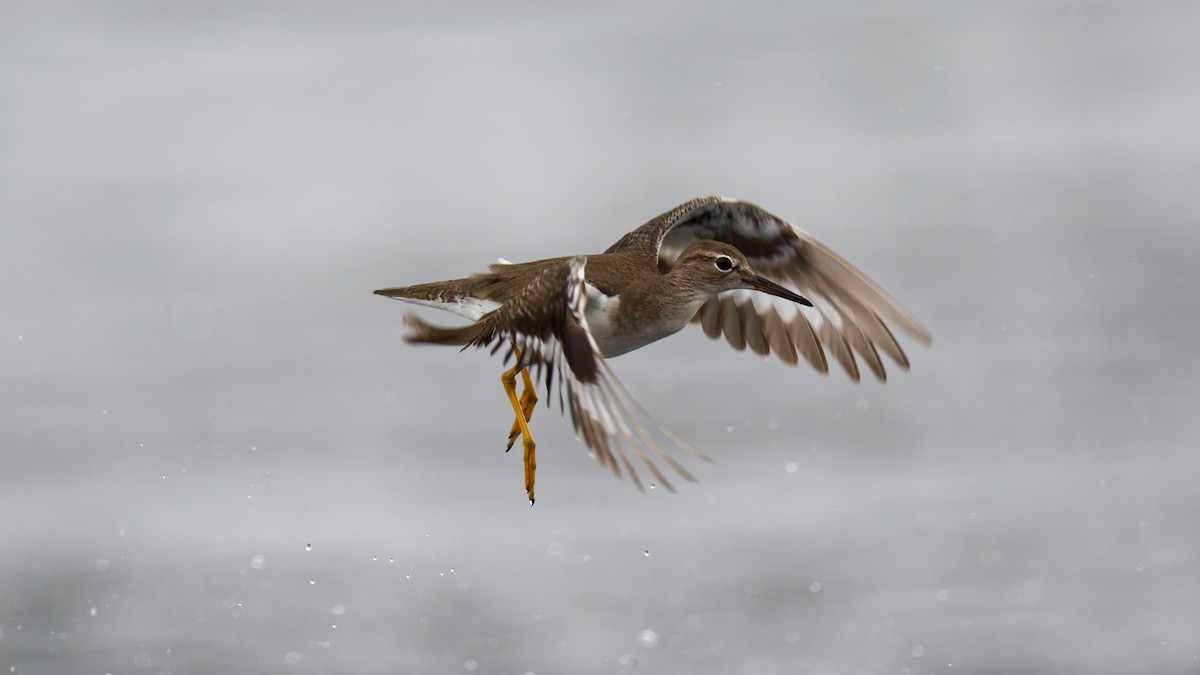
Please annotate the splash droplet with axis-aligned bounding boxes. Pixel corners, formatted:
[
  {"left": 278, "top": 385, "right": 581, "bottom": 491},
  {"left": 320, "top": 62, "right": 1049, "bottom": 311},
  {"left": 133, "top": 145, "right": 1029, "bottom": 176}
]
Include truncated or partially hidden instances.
[{"left": 636, "top": 629, "right": 658, "bottom": 648}]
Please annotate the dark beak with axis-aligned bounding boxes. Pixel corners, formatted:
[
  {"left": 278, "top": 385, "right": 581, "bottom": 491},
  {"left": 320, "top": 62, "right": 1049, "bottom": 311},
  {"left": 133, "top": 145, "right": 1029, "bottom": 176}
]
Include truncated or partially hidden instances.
[{"left": 747, "top": 275, "right": 813, "bottom": 306}]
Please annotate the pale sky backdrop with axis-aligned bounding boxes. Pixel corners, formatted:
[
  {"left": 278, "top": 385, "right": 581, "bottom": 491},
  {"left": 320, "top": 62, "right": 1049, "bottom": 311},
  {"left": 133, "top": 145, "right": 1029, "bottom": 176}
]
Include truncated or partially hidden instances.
[{"left": 2, "top": 2, "right": 1198, "bottom": 673}]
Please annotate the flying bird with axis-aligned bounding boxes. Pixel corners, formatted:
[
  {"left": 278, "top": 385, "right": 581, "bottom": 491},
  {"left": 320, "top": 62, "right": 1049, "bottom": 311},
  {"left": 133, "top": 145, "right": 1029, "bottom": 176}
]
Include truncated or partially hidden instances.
[{"left": 375, "top": 196, "right": 930, "bottom": 503}]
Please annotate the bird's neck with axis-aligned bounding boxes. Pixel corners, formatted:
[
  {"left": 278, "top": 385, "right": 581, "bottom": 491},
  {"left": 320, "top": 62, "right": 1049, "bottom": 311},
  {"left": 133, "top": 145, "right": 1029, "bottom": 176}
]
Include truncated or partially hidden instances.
[{"left": 615, "top": 264, "right": 712, "bottom": 332}]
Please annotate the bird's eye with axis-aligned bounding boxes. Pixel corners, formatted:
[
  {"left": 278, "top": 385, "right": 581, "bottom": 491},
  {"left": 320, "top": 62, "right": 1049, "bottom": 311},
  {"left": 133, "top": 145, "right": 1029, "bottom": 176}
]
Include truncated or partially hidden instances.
[{"left": 714, "top": 255, "right": 733, "bottom": 272}]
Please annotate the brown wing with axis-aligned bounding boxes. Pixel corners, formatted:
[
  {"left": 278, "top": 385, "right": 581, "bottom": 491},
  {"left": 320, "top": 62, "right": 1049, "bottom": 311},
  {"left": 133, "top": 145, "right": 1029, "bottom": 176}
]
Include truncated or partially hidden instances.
[
  {"left": 610, "top": 197, "right": 931, "bottom": 381},
  {"left": 468, "top": 257, "right": 710, "bottom": 491}
]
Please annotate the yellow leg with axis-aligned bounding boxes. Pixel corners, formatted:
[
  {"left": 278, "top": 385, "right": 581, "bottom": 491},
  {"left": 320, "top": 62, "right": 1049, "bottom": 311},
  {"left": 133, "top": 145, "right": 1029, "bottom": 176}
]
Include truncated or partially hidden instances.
[
  {"left": 500, "top": 349, "right": 537, "bottom": 505},
  {"left": 506, "top": 367, "right": 538, "bottom": 450}
]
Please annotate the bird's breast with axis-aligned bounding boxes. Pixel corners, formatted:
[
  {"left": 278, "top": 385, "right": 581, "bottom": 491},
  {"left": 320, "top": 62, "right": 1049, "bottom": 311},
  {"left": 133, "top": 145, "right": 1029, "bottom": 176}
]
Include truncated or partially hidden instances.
[{"left": 582, "top": 283, "right": 703, "bottom": 358}]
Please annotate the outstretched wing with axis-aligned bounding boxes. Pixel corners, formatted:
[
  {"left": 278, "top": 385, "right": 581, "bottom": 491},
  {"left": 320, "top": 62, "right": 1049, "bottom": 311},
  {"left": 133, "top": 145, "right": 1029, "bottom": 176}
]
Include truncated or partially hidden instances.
[
  {"left": 607, "top": 196, "right": 932, "bottom": 381},
  {"left": 466, "top": 256, "right": 710, "bottom": 491}
]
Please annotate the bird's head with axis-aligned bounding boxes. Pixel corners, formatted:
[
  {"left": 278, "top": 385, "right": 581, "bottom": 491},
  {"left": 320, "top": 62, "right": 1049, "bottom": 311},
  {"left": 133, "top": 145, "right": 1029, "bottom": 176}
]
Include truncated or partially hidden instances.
[{"left": 671, "top": 240, "right": 813, "bottom": 306}]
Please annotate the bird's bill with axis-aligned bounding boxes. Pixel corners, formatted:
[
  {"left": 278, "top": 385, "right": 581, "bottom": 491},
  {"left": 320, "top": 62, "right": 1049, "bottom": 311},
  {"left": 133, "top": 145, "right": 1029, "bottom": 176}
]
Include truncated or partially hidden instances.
[{"left": 747, "top": 275, "right": 813, "bottom": 306}]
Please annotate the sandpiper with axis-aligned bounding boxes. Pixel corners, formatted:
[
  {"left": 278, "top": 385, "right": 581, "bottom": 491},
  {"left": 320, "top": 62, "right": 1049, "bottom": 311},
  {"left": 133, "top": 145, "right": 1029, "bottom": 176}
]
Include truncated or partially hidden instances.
[{"left": 375, "top": 196, "right": 930, "bottom": 504}]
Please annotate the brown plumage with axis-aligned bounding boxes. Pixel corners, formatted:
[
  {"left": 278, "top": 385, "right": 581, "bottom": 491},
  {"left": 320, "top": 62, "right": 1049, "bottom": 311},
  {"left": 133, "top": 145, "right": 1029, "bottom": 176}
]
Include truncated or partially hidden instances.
[{"left": 375, "top": 196, "right": 931, "bottom": 502}]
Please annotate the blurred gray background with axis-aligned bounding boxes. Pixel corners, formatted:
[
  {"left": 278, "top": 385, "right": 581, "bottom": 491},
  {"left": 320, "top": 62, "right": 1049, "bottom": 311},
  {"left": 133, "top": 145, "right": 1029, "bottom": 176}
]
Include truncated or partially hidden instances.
[{"left": 2, "top": 1, "right": 1197, "bottom": 673}]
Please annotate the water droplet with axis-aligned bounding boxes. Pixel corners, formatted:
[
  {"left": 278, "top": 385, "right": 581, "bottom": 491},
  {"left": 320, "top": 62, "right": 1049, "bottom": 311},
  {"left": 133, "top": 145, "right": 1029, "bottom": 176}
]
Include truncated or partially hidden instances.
[
  {"left": 809, "top": 581, "right": 821, "bottom": 593},
  {"left": 285, "top": 650, "right": 301, "bottom": 664},
  {"left": 373, "top": 556, "right": 378, "bottom": 561},
  {"left": 636, "top": 629, "right": 658, "bottom": 649},
  {"left": 547, "top": 542, "right": 561, "bottom": 555},
  {"left": 912, "top": 644, "right": 925, "bottom": 657},
  {"left": 643, "top": 550, "right": 651, "bottom": 557},
  {"left": 767, "top": 418, "right": 779, "bottom": 431},
  {"left": 389, "top": 557, "right": 395, "bottom": 563},
  {"left": 936, "top": 589, "right": 948, "bottom": 602},
  {"left": 250, "top": 554, "right": 266, "bottom": 570},
  {"left": 725, "top": 425, "right": 734, "bottom": 433},
  {"left": 932, "top": 64, "right": 942, "bottom": 72},
  {"left": 332, "top": 605, "right": 346, "bottom": 616},
  {"left": 308, "top": 579, "right": 315, "bottom": 585},
  {"left": 617, "top": 653, "right": 638, "bottom": 667},
  {"left": 305, "top": 543, "right": 312, "bottom": 552},
  {"left": 1135, "top": 561, "right": 1146, "bottom": 572},
  {"left": 784, "top": 461, "right": 798, "bottom": 474},
  {"left": 784, "top": 630, "right": 800, "bottom": 645},
  {"left": 854, "top": 398, "right": 869, "bottom": 414},
  {"left": 89, "top": 606, "right": 98, "bottom": 617},
  {"left": 95, "top": 558, "right": 110, "bottom": 572},
  {"left": 464, "top": 658, "right": 479, "bottom": 671},
  {"left": 133, "top": 650, "right": 152, "bottom": 668}
]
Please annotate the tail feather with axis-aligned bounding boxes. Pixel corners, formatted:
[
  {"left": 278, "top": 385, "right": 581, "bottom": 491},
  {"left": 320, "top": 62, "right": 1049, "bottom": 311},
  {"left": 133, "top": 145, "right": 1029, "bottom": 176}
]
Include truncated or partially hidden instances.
[{"left": 403, "top": 311, "right": 483, "bottom": 346}]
